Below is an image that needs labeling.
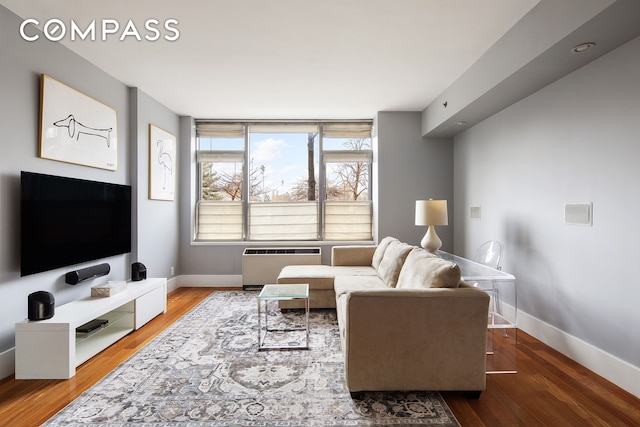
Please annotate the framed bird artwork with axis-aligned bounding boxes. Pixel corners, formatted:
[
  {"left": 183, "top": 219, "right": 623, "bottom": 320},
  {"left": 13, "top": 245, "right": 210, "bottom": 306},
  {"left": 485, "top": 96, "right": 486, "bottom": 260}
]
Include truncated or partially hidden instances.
[{"left": 149, "top": 124, "right": 176, "bottom": 201}]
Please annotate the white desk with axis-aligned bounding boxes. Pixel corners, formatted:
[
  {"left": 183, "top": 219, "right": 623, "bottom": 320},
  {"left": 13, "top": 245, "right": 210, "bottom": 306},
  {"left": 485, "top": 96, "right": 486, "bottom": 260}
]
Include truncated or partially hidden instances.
[{"left": 438, "top": 251, "right": 517, "bottom": 374}]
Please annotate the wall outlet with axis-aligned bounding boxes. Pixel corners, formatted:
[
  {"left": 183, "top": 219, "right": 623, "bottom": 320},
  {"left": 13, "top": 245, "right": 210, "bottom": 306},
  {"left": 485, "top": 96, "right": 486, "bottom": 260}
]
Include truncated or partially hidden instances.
[
  {"left": 564, "top": 203, "right": 592, "bottom": 226},
  {"left": 470, "top": 206, "right": 481, "bottom": 219},
  {"left": 170, "top": 266, "right": 175, "bottom": 276}
]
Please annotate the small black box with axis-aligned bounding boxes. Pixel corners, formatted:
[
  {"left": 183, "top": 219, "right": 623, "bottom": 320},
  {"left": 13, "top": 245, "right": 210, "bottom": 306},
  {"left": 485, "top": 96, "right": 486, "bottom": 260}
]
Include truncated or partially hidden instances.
[
  {"left": 28, "top": 291, "right": 55, "bottom": 321},
  {"left": 76, "top": 318, "right": 108, "bottom": 333},
  {"left": 131, "top": 262, "right": 147, "bottom": 281}
]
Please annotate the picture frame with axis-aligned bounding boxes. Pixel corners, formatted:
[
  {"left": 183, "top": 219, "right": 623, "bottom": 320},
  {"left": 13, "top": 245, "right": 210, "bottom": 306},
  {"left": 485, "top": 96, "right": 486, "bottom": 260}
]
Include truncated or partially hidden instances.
[
  {"left": 149, "top": 124, "right": 176, "bottom": 201},
  {"left": 39, "top": 74, "right": 118, "bottom": 171}
]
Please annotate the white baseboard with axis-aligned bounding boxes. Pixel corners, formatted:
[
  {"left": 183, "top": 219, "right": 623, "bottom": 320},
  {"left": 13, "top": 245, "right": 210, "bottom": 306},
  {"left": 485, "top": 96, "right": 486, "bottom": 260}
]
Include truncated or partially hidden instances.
[
  {"left": 167, "top": 276, "right": 180, "bottom": 293},
  {"left": 163, "top": 275, "right": 241, "bottom": 293},
  {"left": 518, "top": 309, "right": 640, "bottom": 399},
  {"left": 175, "top": 274, "right": 243, "bottom": 288}
]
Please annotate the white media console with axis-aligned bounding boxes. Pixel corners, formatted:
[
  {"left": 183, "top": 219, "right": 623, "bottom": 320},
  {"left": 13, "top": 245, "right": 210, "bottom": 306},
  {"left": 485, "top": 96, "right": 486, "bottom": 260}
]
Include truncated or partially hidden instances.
[{"left": 15, "top": 278, "right": 167, "bottom": 379}]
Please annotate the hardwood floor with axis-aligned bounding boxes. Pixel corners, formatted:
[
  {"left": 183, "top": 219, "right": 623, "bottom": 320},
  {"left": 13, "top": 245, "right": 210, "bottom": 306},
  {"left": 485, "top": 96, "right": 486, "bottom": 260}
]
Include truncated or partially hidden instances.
[
  {"left": 442, "top": 334, "right": 640, "bottom": 426},
  {"left": 1, "top": 287, "right": 638, "bottom": 426}
]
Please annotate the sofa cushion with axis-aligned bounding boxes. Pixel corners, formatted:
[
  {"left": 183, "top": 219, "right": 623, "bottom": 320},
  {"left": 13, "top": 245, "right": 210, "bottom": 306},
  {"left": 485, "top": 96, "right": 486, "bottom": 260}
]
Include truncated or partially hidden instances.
[
  {"left": 278, "top": 265, "right": 377, "bottom": 287},
  {"left": 371, "top": 236, "right": 398, "bottom": 269},
  {"left": 277, "top": 265, "right": 336, "bottom": 290},
  {"left": 334, "top": 275, "right": 387, "bottom": 297},
  {"left": 332, "top": 245, "right": 377, "bottom": 267},
  {"left": 376, "top": 240, "right": 414, "bottom": 288},
  {"left": 330, "top": 266, "right": 378, "bottom": 277},
  {"left": 396, "top": 248, "right": 461, "bottom": 289}
]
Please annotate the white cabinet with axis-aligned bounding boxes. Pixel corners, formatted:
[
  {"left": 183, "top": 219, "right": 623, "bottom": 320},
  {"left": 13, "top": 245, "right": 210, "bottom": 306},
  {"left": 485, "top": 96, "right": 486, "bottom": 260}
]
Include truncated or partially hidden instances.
[
  {"left": 15, "top": 278, "right": 166, "bottom": 379},
  {"left": 134, "top": 283, "right": 166, "bottom": 329}
]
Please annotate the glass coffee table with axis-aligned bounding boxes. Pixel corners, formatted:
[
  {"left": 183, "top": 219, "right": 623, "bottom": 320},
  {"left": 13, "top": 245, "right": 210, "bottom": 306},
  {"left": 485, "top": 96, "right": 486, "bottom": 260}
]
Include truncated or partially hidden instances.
[{"left": 257, "top": 283, "right": 309, "bottom": 351}]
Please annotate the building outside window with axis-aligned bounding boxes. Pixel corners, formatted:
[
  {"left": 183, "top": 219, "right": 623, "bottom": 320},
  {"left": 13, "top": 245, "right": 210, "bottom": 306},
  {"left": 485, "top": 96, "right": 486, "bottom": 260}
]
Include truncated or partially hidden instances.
[{"left": 195, "top": 121, "right": 372, "bottom": 242}]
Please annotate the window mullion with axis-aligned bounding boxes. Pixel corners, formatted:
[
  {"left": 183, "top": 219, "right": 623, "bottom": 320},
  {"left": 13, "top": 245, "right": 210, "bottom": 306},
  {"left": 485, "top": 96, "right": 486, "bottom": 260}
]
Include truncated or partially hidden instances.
[
  {"left": 195, "top": 161, "right": 203, "bottom": 240},
  {"left": 368, "top": 154, "right": 373, "bottom": 201},
  {"left": 242, "top": 124, "right": 250, "bottom": 241},
  {"left": 318, "top": 126, "right": 326, "bottom": 240}
]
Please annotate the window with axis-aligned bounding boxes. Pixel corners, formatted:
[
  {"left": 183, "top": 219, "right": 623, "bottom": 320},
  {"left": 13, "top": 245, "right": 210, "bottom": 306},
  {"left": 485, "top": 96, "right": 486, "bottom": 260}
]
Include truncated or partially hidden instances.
[
  {"left": 322, "top": 124, "right": 372, "bottom": 240},
  {"left": 195, "top": 121, "right": 372, "bottom": 242}
]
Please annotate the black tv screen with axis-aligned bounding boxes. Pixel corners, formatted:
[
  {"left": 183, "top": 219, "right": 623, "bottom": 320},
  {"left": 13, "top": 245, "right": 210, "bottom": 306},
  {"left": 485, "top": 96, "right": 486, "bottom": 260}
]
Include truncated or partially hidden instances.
[{"left": 21, "top": 171, "right": 132, "bottom": 277}]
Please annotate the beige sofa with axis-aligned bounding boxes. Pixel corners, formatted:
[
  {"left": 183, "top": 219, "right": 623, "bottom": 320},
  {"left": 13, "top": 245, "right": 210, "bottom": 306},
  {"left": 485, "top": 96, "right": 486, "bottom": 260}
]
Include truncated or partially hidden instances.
[{"left": 277, "top": 237, "right": 490, "bottom": 396}]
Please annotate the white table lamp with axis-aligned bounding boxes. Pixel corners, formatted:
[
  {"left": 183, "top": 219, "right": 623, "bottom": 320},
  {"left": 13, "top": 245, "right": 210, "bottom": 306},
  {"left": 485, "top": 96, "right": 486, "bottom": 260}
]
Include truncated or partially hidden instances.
[{"left": 415, "top": 199, "right": 448, "bottom": 252}]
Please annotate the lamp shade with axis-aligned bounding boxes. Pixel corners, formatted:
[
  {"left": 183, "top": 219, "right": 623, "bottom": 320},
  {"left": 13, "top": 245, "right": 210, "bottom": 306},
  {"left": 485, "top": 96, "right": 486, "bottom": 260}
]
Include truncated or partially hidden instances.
[{"left": 415, "top": 199, "right": 448, "bottom": 226}]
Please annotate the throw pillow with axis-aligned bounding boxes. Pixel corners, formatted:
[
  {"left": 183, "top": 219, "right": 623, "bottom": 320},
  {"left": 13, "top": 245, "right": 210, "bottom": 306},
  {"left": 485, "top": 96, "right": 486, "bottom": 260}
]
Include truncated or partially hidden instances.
[
  {"left": 376, "top": 240, "right": 414, "bottom": 287},
  {"left": 396, "top": 248, "right": 461, "bottom": 289},
  {"left": 371, "top": 236, "right": 398, "bottom": 269}
]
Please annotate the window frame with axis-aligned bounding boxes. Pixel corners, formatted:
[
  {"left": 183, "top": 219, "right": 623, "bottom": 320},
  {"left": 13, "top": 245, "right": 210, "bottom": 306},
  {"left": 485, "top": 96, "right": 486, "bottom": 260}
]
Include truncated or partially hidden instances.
[{"left": 194, "top": 121, "right": 373, "bottom": 243}]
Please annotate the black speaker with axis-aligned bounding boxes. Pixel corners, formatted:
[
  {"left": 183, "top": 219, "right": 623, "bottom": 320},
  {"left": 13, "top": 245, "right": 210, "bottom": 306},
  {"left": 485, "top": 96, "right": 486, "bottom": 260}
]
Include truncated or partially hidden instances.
[
  {"left": 65, "top": 263, "right": 110, "bottom": 285},
  {"left": 131, "top": 262, "right": 147, "bottom": 281},
  {"left": 28, "top": 291, "right": 55, "bottom": 321}
]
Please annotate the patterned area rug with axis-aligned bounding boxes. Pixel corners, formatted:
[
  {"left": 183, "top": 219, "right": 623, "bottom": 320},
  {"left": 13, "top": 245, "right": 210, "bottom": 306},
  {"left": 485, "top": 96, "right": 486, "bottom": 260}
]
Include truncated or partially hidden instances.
[{"left": 45, "top": 291, "right": 460, "bottom": 426}]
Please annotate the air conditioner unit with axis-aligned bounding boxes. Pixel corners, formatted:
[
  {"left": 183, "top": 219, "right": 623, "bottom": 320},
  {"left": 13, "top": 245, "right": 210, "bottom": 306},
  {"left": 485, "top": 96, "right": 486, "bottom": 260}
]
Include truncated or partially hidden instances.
[{"left": 242, "top": 247, "right": 321, "bottom": 289}]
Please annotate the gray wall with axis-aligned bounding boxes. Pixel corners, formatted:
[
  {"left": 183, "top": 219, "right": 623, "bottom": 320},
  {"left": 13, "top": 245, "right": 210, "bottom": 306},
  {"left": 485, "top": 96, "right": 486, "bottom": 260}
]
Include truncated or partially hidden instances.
[
  {"left": 0, "top": 6, "right": 179, "bottom": 364},
  {"left": 178, "top": 111, "right": 455, "bottom": 276},
  {"left": 130, "top": 89, "right": 180, "bottom": 280},
  {"left": 375, "top": 112, "right": 454, "bottom": 250},
  {"left": 453, "top": 35, "right": 640, "bottom": 367}
]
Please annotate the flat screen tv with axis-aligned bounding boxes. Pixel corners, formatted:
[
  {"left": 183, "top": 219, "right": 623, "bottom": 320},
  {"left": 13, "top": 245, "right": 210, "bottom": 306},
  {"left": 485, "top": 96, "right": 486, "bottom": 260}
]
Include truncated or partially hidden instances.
[{"left": 21, "top": 171, "right": 132, "bottom": 277}]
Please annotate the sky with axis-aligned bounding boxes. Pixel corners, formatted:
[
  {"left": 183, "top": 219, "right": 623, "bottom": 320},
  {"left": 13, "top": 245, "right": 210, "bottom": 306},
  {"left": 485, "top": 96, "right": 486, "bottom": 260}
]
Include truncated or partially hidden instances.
[{"left": 250, "top": 133, "right": 315, "bottom": 197}]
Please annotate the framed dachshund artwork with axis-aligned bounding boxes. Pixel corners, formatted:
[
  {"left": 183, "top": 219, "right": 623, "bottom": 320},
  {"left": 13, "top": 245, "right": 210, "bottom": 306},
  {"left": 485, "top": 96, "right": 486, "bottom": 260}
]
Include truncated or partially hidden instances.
[{"left": 39, "top": 74, "right": 118, "bottom": 171}]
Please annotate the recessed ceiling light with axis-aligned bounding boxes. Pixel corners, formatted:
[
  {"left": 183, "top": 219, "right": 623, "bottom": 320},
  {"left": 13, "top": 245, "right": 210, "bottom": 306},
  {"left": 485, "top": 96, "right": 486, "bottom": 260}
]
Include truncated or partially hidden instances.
[{"left": 571, "top": 42, "right": 596, "bottom": 53}]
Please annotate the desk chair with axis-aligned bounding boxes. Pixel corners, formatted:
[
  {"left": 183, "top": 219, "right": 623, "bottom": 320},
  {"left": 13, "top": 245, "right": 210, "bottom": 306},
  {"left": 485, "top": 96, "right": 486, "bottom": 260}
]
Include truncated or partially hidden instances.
[{"left": 473, "top": 241, "right": 507, "bottom": 346}]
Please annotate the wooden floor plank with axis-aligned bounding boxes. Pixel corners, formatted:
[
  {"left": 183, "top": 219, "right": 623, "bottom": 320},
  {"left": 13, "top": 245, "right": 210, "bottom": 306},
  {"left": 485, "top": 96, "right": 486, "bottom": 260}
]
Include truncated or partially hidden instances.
[{"left": 1, "top": 286, "right": 639, "bottom": 426}]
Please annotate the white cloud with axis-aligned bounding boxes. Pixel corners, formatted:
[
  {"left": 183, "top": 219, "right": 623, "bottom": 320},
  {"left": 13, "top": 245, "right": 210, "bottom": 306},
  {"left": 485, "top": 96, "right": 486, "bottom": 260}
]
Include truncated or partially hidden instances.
[{"left": 250, "top": 137, "right": 291, "bottom": 162}]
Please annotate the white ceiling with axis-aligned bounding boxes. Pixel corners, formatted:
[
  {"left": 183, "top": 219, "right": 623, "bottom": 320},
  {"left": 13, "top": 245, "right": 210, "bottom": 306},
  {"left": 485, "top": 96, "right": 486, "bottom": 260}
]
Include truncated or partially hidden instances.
[{"left": 0, "top": 0, "right": 539, "bottom": 120}]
